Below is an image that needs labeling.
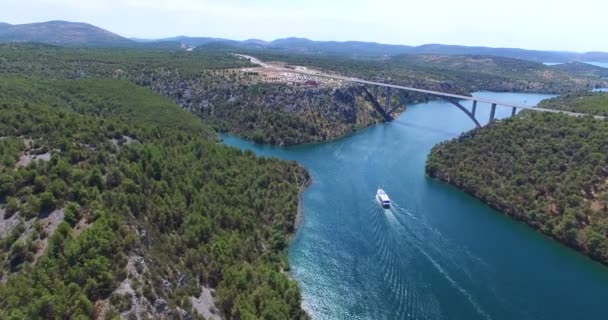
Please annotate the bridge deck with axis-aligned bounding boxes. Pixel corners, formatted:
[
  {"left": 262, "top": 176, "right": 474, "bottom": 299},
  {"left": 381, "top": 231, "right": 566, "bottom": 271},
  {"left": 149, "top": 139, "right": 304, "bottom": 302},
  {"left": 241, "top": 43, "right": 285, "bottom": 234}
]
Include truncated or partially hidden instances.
[
  {"left": 300, "top": 72, "right": 598, "bottom": 118},
  {"left": 235, "top": 54, "right": 604, "bottom": 120}
]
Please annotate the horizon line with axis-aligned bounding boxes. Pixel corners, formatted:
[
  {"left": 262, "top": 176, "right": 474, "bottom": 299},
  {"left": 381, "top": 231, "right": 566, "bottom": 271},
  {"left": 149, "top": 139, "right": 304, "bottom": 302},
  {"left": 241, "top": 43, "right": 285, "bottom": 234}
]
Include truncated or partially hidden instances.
[{"left": 1, "top": 19, "right": 605, "bottom": 54}]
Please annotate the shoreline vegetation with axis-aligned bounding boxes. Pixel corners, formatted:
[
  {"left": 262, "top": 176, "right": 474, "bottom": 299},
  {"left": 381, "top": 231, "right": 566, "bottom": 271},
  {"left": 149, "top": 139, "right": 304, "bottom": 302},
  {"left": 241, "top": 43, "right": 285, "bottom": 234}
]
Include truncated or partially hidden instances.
[
  {"left": 295, "top": 174, "right": 313, "bottom": 232},
  {"left": 0, "top": 76, "right": 310, "bottom": 319},
  {"left": 426, "top": 92, "right": 608, "bottom": 266},
  {"left": 1, "top": 43, "right": 606, "bottom": 146},
  {"left": 2, "top": 37, "right": 608, "bottom": 319}
]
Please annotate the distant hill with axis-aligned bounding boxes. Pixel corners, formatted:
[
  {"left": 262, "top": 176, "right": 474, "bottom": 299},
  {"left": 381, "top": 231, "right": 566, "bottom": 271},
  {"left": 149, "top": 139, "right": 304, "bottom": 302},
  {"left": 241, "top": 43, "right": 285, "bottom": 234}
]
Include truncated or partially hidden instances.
[
  {"left": 265, "top": 37, "right": 416, "bottom": 56},
  {"left": 159, "top": 36, "right": 239, "bottom": 46},
  {"left": 169, "top": 36, "right": 608, "bottom": 62},
  {"left": 3, "top": 20, "right": 608, "bottom": 62},
  {"left": 406, "top": 44, "right": 576, "bottom": 62},
  {"left": 552, "top": 62, "right": 608, "bottom": 78},
  {"left": 261, "top": 40, "right": 608, "bottom": 62},
  {"left": 137, "top": 36, "right": 271, "bottom": 48},
  {"left": 0, "top": 20, "right": 134, "bottom": 46}
]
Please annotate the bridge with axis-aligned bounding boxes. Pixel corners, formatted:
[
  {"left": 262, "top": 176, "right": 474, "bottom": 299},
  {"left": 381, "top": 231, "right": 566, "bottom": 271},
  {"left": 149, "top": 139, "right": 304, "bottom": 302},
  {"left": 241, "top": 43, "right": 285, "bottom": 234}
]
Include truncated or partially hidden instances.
[{"left": 235, "top": 54, "right": 604, "bottom": 127}]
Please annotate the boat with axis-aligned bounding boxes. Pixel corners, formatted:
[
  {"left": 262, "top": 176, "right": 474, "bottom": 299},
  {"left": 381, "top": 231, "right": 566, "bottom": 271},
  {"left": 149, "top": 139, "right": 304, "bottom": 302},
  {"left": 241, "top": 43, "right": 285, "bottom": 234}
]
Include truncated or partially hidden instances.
[{"left": 376, "top": 188, "right": 391, "bottom": 209}]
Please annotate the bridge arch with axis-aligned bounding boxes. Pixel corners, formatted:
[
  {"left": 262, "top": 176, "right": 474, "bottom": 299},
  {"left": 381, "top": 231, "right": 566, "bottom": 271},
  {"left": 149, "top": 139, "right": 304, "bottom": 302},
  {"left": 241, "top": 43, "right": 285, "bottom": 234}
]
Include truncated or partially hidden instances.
[
  {"left": 365, "top": 85, "right": 484, "bottom": 127},
  {"left": 442, "top": 98, "right": 482, "bottom": 128},
  {"left": 235, "top": 54, "right": 603, "bottom": 121}
]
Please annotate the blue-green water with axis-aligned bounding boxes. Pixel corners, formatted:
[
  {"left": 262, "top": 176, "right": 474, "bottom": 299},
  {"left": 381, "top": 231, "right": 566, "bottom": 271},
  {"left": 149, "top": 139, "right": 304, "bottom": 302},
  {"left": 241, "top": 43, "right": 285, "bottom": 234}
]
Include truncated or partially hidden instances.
[
  {"left": 585, "top": 62, "right": 608, "bottom": 69},
  {"left": 222, "top": 92, "right": 608, "bottom": 320}
]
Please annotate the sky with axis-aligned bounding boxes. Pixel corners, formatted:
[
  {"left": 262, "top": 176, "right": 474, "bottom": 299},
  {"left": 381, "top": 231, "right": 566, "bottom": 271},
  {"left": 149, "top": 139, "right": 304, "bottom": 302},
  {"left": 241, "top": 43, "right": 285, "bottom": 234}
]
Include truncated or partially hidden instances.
[{"left": 2, "top": 0, "right": 607, "bottom": 52}]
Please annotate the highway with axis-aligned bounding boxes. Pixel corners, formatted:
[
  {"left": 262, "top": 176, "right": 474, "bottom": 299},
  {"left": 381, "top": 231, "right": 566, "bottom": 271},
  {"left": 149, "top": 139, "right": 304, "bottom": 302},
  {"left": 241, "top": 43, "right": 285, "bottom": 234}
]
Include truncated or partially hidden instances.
[{"left": 234, "top": 54, "right": 605, "bottom": 120}]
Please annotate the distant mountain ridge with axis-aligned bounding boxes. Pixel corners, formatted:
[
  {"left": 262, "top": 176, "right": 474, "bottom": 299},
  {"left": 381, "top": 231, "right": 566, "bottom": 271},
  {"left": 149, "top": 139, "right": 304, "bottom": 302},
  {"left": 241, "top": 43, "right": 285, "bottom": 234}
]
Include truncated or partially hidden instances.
[
  {"left": 155, "top": 36, "right": 608, "bottom": 62},
  {"left": 2, "top": 20, "right": 608, "bottom": 62},
  {"left": 0, "top": 20, "right": 134, "bottom": 46}
]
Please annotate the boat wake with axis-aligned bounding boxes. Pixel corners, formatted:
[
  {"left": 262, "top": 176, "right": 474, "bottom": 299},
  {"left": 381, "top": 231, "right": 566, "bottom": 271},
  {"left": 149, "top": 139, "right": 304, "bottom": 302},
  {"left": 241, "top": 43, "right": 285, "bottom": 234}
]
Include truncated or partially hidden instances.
[
  {"left": 371, "top": 203, "right": 439, "bottom": 319},
  {"left": 373, "top": 198, "right": 493, "bottom": 320}
]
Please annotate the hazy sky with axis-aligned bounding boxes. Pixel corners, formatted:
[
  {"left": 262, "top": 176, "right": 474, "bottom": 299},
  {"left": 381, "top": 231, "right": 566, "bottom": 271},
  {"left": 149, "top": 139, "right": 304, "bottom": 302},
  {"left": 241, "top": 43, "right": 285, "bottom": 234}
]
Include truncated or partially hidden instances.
[{"left": 3, "top": 0, "right": 607, "bottom": 52}]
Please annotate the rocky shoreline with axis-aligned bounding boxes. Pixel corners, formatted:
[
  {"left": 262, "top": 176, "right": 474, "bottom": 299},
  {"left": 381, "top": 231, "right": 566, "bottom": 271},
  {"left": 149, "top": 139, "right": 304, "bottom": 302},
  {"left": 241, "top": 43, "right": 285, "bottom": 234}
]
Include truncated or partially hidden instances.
[
  {"left": 425, "top": 110, "right": 608, "bottom": 267},
  {"left": 427, "top": 169, "right": 607, "bottom": 266},
  {"left": 294, "top": 169, "right": 312, "bottom": 233}
]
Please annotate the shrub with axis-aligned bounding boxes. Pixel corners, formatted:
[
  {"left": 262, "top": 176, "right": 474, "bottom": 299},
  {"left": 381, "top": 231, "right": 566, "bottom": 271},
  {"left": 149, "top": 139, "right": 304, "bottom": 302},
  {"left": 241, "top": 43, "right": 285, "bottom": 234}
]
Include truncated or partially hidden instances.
[
  {"left": 39, "top": 191, "right": 56, "bottom": 211},
  {"left": 64, "top": 201, "right": 81, "bottom": 227},
  {"left": 4, "top": 196, "right": 20, "bottom": 218},
  {"left": 0, "top": 174, "right": 16, "bottom": 196}
]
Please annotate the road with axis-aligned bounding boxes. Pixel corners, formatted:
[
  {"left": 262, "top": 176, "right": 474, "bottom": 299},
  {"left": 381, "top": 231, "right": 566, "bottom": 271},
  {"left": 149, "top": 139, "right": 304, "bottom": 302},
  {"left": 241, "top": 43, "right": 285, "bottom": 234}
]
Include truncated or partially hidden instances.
[{"left": 234, "top": 54, "right": 605, "bottom": 119}]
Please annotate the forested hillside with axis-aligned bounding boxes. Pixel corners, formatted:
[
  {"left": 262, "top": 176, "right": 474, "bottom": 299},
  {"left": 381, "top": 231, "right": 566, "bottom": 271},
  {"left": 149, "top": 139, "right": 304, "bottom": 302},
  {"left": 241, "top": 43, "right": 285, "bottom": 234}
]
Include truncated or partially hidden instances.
[
  {"left": 235, "top": 49, "right": 608, "bottom": 94},
  {"left": 539, "top": 92, "right": 608, "bottom": 116},
  {"left": 426, "top": 93, "right": 608, "bottom": 265},
  {"left": 0, "top": 21, "right": 133, "bottom": 46},
  {"left": 0, "top": 76, "right": 309, "bottom": 319},
  {"left": 0, "top": 44, "right": 389, "bottom": 145},
  {"left": 552, "top": 62, "right": 608, "bottom": 79},
  {"left": 4, "top": 19, "right": 608, "bottom": 62},
  {"left": 2, "top": 44, "right": 606, "bottom": 146}
]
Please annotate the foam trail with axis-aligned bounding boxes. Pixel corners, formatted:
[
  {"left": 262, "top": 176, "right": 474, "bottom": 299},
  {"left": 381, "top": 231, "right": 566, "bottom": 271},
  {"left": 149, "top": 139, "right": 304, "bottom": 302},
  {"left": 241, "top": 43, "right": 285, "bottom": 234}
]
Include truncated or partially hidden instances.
[
  {"left": 418, "top": 245, "right": 493, "bottom": 320},
  {"left": 371, "top": 200, "right": 418, "bottom": 318},
  {"left": 384, "top": 206, "right": 493, "bottom": 320},
  {"left": 392, "top": 201, "right": 487, "bottom": 272}
]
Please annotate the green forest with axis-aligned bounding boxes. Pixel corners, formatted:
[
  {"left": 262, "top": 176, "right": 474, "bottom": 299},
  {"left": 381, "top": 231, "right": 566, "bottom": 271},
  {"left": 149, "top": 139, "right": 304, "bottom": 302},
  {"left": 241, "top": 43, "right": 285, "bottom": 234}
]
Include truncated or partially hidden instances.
[
  {"left": 553, "top": 62, "right": 608, "bottom": 79},
  {"left": 232, "top": 48, "right": 608, "bottom": 94},
  {"left": 0, "top": 44, "right": 390, "bottom": 146},
  {"left": 0, "top": 76, "right": 309, "bottom": 319},
  {"left": 427, "top": 92, "right": 608, "bottom": 265},
  {"left": 1, "top": 42, "right": 607, "bottom": 318},
  {"left": 1, "top": 44, "right": 606, "bottom": 146},
  {"left": 539, "top": 91, "right": 608, "bottom": 116}
]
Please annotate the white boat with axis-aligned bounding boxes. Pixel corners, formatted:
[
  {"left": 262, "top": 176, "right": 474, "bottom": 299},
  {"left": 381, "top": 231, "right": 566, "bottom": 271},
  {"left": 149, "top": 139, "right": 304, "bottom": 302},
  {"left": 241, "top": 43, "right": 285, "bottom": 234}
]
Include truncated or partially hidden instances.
[{"left": 376, "top": 188, "right": 391, "bottom": 209}]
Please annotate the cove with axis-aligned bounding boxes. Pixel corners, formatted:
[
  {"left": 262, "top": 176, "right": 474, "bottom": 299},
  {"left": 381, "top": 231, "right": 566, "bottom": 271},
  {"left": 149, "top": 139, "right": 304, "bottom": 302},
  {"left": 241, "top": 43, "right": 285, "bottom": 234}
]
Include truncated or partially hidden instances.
[{"left": 222, "top": 92, "right": 608, "bottom": 320}]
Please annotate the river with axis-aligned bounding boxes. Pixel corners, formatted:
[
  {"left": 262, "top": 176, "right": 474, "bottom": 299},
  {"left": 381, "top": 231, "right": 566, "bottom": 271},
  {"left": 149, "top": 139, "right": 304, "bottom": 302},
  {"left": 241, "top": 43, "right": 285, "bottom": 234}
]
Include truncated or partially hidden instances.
[
  {"left": 222, "top": 92, "right": 608, "bottom": 320},
  {"left": 585, "top": 62, "right": 608, "bottom": 69}
]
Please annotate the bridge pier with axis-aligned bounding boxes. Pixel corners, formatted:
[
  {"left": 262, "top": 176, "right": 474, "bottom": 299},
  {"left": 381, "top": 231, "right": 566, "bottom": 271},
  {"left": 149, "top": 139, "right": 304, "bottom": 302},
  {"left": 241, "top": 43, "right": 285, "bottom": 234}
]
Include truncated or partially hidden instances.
[
  {"left": 385, "top": 87, "right": 392, "bottom": 113},
  {"left": 396, "top": 92, "right": 408, "bottom": 113},
  {"left": 362, "top": 84, "right": 520, "bottom": 128},
  {"left": 489, "top": 103, "right": 497, "bottom": 122},
  {"left": 362, "top": 85, "right": 393, "bottom": 121}
]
